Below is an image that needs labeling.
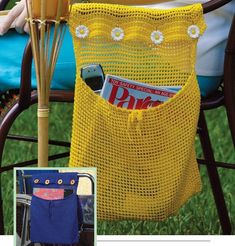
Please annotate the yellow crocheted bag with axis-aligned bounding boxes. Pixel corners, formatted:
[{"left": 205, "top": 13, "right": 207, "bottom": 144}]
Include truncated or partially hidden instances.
[{"left": 68, "top": 3, "right": 206, "bottom": 221}]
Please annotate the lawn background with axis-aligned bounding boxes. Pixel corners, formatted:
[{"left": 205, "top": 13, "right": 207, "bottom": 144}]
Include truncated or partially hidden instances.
[{"left": 1, "top": 0, "right": 235, "bottom": 235}]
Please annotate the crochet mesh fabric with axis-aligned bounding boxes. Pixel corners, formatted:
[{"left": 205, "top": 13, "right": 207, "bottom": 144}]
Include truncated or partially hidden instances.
[{"left": 68, "top": 3, "right": 206, "bottom": 220}]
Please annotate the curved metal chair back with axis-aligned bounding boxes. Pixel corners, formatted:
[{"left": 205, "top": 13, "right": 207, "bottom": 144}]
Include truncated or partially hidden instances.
[{"left": 224, "top": 15, "right": 235, "bottom": 145}]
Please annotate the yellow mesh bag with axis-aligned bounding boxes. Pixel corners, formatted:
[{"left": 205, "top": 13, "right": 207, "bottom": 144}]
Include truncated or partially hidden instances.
[{"left": 68, "top": 3, "right": 206, "bottom": 221}]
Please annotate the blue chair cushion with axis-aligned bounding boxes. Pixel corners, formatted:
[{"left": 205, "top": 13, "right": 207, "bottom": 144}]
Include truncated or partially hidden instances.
[
  {"left": 0, "top": 27, "right": 76, "bottom": 92},
  {"left": 0, "top": 29, "right": 222, "bottom": 97},
  {"left": 197, "top": 75, "right": 222, "bottom": 98}
]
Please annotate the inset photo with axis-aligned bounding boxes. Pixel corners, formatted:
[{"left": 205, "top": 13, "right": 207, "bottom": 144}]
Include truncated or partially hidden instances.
[{"left": 14, "top": 168, "right": 96, "bottom": 246}]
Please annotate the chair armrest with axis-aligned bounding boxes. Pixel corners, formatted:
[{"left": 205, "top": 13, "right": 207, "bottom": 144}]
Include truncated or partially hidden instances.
[{"left": 18, "top": 39, "right": 33, "bottom": 110}]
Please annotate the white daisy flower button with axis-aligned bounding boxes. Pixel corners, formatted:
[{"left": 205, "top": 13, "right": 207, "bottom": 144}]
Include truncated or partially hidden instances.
[
  {"left": 75, "top": 25, "right": 89, "bottom": 39},
  {"left": 187, "top": 25, "right": 200, "bottom": 39},
  {"left": 111, "top": 27, "right": 124, "bottom": 41},
  {"left": 151, "top": 30, "right": 164, "bottom": 45}
]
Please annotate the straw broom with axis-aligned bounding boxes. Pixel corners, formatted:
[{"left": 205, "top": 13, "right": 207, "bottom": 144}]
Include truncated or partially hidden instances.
[{"left": 26, "top": 0, "right": 70, "bottom": 167}]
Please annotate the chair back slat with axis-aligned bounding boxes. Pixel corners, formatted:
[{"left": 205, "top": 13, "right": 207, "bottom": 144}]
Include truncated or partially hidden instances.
[{"left": 224, "top": 15, "right": 235, "bottom": 145}]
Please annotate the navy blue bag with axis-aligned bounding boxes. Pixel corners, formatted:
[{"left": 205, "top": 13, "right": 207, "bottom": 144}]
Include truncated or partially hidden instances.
[{"left": 30, "top": 172, "right": 83, "bottom": 244}]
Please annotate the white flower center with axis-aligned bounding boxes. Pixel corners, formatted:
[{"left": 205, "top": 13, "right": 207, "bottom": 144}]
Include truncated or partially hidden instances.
[
  {"left": 111, "top": 27, "right": 124, "bottom": 41},
  {"left": 151, "top": 30, "right": 164, "bottom": 45},
  {"left": 75, "top": 25, "right": 89, "bottom": 39}
]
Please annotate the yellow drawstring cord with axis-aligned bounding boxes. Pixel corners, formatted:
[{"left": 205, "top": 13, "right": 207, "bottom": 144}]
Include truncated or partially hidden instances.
[{"left": 127, "top": 110, "right": 143, "bottom": 140}]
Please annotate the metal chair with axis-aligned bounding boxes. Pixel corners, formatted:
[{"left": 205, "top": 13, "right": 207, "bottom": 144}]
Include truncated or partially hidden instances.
[{"left": 0, "top": 0, "right": 234, "bottom": 235}]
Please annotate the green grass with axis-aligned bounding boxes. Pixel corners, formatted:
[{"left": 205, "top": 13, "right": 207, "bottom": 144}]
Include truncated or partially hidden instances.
[
  {"left": 1, "top": 102, "right": 235, "bottom": 235},
  {"left": 5, "top": 0, "right": 17, "bottom": 10}
]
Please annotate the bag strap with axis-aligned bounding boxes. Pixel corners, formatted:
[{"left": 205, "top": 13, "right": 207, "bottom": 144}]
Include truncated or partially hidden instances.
[{"left": 32, "top": 172, "right": 79, "bottom": 190}]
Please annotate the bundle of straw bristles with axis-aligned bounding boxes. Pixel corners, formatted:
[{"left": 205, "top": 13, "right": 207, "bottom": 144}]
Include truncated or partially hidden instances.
[{"left": 25, "top": 0, "right": 71, "bottom": 167}]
